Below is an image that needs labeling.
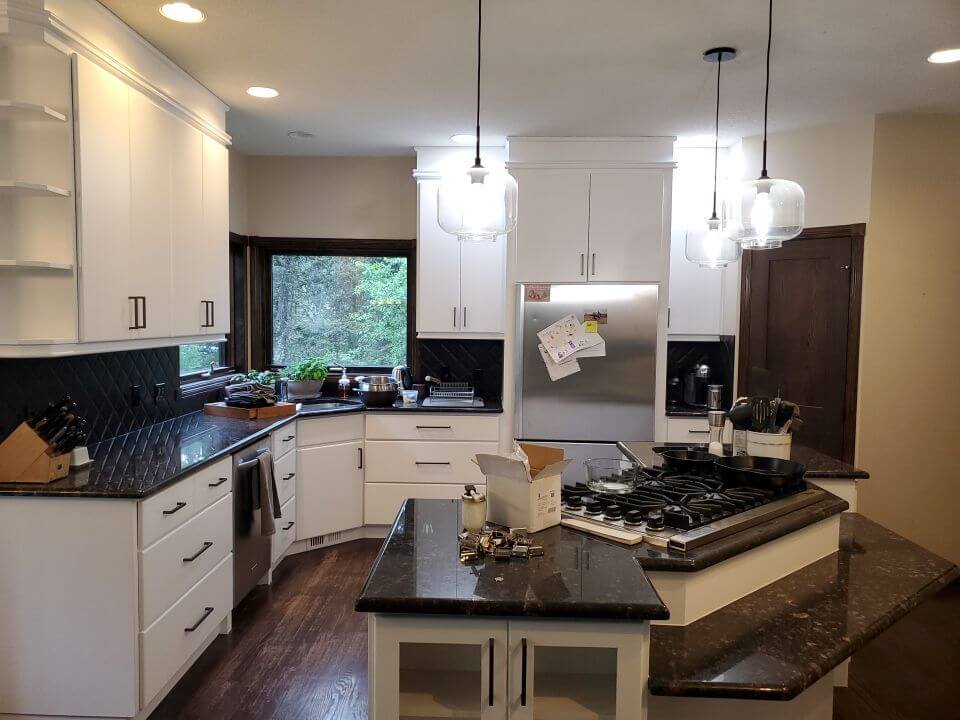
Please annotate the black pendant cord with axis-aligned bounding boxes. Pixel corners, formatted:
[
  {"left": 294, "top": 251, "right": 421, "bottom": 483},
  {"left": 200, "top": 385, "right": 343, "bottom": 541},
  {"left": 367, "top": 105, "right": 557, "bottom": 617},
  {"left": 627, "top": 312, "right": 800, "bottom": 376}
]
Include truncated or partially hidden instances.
[
  {"left": 710, "top": 51, "right": 722, "bottom": 220},
  {"left": 760, "top": 0, "right": 773, "bottom": 179},
  {"left": 473, "top": 0, "right": 483, "bottom": 169}
]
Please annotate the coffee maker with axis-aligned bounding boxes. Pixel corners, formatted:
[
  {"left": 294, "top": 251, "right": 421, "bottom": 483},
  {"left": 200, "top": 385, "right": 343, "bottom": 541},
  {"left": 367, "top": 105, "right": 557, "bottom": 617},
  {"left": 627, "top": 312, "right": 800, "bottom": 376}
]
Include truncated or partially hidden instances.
[{"left": 682, "top": 363, "right": 712, "bottom": 407}]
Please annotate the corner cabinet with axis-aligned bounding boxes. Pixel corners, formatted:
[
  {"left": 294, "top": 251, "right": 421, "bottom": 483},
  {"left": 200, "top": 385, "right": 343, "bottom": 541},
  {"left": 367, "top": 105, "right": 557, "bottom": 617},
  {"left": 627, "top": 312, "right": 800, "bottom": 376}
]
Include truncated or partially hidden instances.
[{"left": 413, "top": 147, "right": 508, "bottom": 338}]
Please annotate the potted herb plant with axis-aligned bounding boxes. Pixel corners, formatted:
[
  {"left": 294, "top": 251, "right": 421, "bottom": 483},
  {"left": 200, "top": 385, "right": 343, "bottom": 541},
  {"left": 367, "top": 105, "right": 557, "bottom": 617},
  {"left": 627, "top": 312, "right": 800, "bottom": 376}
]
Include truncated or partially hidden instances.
[{"left": 285, "top": 357, "right": 329, "bottom": 399}]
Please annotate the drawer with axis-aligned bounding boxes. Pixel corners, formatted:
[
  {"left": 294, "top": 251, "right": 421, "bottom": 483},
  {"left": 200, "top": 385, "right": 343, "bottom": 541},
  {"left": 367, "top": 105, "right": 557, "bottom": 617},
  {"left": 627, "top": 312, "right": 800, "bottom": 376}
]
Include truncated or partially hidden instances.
[
  {"left": 272, "top": 422, "right": 298, "bottom": 459},
  {"left": 665, "top": 417, "right": 710, "bottom": 443},
  {"left": 140, "top": 494, "right": 233, "bottom": 627},
  {"left": 140, "top": 553, "right": 232, "bottom": 707},
  {"left": 140, "top": 477, "right": 197, "bottom": 549},
  {"left": 364, "top": 414, "right": 499, "bottom": 441},
  {"left": 274, "top": 448, "right": 297, "bottom": 506},
  {"left": 297, "top": 414, "right": 364, "bottom": 446},
  {"left": 364, "top": 440, "right": 496, "bottom": 484},
  {"left": 272, "top": 496, "right": 297, "bottom": 564},
  {"left": 192, "top": 457, "right": 232, "bottom": 513},
  {"left": 364, "top": 482, "right": 483, "bottom": 526}
]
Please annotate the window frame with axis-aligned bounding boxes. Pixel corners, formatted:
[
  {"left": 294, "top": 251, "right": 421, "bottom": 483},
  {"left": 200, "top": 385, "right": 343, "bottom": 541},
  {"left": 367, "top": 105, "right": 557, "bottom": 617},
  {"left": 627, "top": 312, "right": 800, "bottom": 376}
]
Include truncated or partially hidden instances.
[{"left": 250, "top": 237, "right": 416, "bottom": 375}]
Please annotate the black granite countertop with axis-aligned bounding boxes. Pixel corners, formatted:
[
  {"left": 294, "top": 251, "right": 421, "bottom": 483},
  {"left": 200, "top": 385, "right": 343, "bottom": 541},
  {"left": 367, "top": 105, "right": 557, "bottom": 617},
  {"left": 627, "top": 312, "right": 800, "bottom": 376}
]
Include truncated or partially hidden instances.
[
  {"left": 355, "top": 498, "right": 670, "bottom": 620},
  {"left": 618, "top": 441, "right": 868, "bottom": 479},
  {"left": 648, "top": 513, "right": 959, "bottom": 700}
]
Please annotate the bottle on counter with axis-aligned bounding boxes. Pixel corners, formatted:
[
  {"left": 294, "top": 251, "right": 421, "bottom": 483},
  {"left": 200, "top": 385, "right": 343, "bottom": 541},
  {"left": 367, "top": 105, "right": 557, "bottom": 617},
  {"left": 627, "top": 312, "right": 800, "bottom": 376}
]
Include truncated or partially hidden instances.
[
  {"left": 336, "top": 367, "right": 352, "bottom": 400},
  {"left": 707, "top": 410, "right": 726, "bottom": 456}
]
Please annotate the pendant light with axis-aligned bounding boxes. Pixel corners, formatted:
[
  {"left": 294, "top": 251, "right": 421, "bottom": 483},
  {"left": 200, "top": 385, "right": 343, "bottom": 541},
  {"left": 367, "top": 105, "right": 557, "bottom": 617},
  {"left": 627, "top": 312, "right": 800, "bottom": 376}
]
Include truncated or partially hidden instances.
[
  {"left": 437, "top": 0, "right": 518, "bottom": 242},
  {"left": 685, "top": 47, "right": 741, "bottom": 269},
  {"left": 736, "top": 0, "right": 804, "bottom": 249}
]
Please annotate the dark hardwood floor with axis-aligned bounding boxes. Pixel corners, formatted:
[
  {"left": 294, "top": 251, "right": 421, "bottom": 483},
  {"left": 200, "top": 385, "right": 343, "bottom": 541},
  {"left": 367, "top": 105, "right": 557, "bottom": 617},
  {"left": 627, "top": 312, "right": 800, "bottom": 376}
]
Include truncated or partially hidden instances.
[{"left": 150, "top": 539, "right": 960, "bottom": 719}]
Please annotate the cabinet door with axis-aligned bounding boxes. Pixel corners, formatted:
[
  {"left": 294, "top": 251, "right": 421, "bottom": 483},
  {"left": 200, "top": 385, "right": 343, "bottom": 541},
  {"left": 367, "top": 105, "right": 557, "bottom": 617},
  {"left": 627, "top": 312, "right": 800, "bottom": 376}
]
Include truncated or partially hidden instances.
[
  {"left": 513, "top": 170, "right": 590, "bottom": 283},
  {"left": 201, "top": 135, "right": 230, "bottom": 334},
  {"left": 668, "top": 224, "right": 723, "bottom": 335},
  {"left": 128, "top": 90, "right": 172, "bottom": 338},
  {"left": 369, "top": 614, "right": 508, "bottom": 720},
  {"left": 507, "top": 619, "right": 649, "bottom": 720},
  {"left": 588, "top": 171, "right": 667, "bottom": 283},
  {"left": 459, "top": 235, "right": 505, "bottom": 334},
  {"left": 416, "top": 178, "right": 462, "bottom": 334},
  {"left": 169, "top": 120, "right": 205, "bottom": 336},
  {"left": 74, "top": 56, "right": 131, "bottom": 342},
  {"left": 295, "top": 440, "right": 364, "bottom": 540}
]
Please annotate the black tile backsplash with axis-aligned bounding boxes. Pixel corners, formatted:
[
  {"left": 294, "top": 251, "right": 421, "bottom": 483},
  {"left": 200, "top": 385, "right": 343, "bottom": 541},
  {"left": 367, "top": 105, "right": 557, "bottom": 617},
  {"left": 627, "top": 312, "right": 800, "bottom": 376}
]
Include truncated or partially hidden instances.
[
  {"left": 0, "top": 347, "right": 219, "bottom": 446},
  {"left": 414, "top": 339, "right": 504, "bottom": 402}
]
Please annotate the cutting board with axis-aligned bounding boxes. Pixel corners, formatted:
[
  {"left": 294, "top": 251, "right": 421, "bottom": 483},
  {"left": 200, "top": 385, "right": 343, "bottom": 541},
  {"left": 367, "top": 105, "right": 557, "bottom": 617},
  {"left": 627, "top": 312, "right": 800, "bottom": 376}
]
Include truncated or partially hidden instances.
[{"left": 203, "top": 402, "right": 299, "bottom": 420}]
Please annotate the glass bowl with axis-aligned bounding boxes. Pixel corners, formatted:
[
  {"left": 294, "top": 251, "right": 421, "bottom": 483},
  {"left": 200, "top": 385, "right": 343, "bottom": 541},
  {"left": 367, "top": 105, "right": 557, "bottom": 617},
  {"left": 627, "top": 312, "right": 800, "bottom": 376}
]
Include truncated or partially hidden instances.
[{"left": 584, "top": 458, "right": 639, "bottom": 495}]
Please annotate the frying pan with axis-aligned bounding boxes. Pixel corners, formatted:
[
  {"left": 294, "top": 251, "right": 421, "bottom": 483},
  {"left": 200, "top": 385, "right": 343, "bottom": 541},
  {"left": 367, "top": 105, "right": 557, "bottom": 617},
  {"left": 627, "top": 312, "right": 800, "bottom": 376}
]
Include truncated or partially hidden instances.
[
  {"left": 714, "top": 455, "right": 806, "bottom": 490},
  {"left": 659, "top": 449, "right": 718, "bottom": 474}
]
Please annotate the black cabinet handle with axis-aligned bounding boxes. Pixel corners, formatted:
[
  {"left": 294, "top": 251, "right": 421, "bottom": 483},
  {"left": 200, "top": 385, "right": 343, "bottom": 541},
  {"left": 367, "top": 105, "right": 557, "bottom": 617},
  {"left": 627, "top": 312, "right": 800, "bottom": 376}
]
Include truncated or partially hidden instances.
[
  {"left": 184, "top": 606, "right": 214, "bottom": 633},
  {"left": 283, "top": 472, "right": 295, "bottom": 481},
  {"left": 208, "top": 477, "right": 228, "bottom": 487},
  {"left": 162, "top": 501, "right": 187, "bottom": 516},
  {"left": 182, "top": 541, "right": 213, "bottom": 563},
  {"left": 201, "top": 300, "right": 215, "bottom": 328},
  {"left": 210, "top": 300, "right": 215, "bottom": 327},
  {"left": 283, "top": 435, "right": 295, "bottom": 442},
  {"left": 415, "top": 461, "right": 451, "bottom": 466},
  {"left": 463, "top": 306, "right": 468, "bottom": 328},
  {"left": 453, "top": 306, "right": 457, "bottom": 328},
  {"left": 580, "top": 252, "right": 585, "bottom": 276},
  {"left": 128, "top": 296, "right": 146, "bottom": 330},
  {"left": 520, "top": 638, "right": 528, "bottom": 706},
  {"left": 358, "top": 447, "right": 363, "bottom": 470},
  {"left": 415, "top": 425, "right": 452, "bottom": 430},
  {"left": 591, "top": 252, "right": 597, "bottom": 276},
  {"left": 283, "top": 521, "right": 295, "bottom": 530},
  {"left": 488, "top": 637, "right": 495, "bottom": 707}
]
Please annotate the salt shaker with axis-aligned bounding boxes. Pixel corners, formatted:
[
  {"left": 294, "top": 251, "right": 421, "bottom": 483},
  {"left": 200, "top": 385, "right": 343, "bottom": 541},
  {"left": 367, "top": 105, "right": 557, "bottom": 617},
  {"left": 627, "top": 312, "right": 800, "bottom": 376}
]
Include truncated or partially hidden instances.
[{"left": 461, "top": 484, "right": 487, "bottom": 532}]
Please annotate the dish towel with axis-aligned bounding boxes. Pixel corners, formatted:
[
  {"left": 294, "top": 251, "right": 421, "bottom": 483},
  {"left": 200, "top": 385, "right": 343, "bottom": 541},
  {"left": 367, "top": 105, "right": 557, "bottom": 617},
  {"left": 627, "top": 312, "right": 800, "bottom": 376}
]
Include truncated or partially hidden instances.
[{"left": 257, "top": 450, "right": 282, "bottom": 536}]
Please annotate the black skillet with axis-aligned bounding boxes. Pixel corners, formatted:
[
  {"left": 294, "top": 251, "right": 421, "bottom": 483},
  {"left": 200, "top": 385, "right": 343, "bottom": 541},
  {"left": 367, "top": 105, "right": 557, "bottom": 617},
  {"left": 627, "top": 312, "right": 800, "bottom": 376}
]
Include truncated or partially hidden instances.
[
  {"left": 658, "top": 449, "right": 718, "bottom": 474},
  {"left": 714, "top": 455, "right": 806, "bottom": 490}
]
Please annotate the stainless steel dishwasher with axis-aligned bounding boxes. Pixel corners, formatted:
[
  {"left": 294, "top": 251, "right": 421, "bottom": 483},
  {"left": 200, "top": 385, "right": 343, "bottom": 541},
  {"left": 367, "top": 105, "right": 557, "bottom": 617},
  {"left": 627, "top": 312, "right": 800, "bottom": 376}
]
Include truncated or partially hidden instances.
[{"left": 232, "top": 439, "right": 273, "bottom": 607}]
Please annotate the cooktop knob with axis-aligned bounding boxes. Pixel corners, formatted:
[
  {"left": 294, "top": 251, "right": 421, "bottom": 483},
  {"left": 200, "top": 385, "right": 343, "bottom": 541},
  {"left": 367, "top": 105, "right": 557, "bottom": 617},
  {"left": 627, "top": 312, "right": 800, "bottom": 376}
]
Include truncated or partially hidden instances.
[{"left": 645, "top": 510, "right": 666, "bottom": 530}]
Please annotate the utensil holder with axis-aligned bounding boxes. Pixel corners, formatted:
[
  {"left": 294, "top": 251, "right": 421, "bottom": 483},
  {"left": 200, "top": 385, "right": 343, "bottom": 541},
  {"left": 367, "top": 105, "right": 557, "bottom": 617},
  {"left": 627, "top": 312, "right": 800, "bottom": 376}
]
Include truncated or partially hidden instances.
[
  {"left": 0, "top": 422, "right": 71, "bottom": 483},
  {"left": 746, "top": 431, "right": 792, "bottom": 460}
]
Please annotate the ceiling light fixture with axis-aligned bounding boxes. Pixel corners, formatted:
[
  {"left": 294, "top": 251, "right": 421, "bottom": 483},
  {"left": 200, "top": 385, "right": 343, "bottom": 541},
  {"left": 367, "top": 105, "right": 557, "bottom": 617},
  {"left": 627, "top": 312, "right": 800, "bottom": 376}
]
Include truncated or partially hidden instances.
[
  {"left": 685, "top": 47, "right": 741, "bottom": 269},
  {"left": 450, "top": 133, "right": 478, "bottom": 145},
  {"left": 246, "top": 86, "right": 279, "bottom": 99},
  {"left": 736, "top": 0, "right": 804, "bottom": 250},
  {"left": 437, "top": 0, "right": 518, "bottom": 243},
  {"left": 928, "top": 48, "right": 960, "bottom": 64},
  {"left": 159, "top": 2, "right": 205, "bottom": 23}
]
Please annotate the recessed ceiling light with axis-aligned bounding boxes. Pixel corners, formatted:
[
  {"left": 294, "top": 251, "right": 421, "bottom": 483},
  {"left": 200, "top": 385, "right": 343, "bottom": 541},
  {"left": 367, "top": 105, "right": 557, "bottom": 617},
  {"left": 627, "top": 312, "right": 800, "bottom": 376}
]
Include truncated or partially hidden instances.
[
  {"left": 159, "top": 2, "right": 205, "bottom": 23},
  {"left": 450, "top": 133, "right": 477, "bottom": 145},
  {"left": 247, "top": 86, "right": 279, "bottom": 99},
  {"left": 288, "top": 130, "right": 315, "bottom": 140},
  {"left": 928, "top": 48, "right": 960, "bottom": 64}
]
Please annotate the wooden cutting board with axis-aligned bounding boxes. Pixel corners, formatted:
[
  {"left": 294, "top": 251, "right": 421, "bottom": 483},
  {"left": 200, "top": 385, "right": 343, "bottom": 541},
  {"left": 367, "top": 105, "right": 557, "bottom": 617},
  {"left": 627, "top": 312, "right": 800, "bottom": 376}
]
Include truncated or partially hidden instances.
[{"left": 203, "top": 402, "right": 299, "bottom": 419}]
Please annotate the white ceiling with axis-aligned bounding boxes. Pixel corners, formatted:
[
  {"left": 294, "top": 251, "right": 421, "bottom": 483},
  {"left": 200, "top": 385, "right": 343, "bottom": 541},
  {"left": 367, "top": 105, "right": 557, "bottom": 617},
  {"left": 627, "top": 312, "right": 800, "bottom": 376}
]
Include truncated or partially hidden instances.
[{"left": 100, "top": 0, "right": 960, "bottom": 156}]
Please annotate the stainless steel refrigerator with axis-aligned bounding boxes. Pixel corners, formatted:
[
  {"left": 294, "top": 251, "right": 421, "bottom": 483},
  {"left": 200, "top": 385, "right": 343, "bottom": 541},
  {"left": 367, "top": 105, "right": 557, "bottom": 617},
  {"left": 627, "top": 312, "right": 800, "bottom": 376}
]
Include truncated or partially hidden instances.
[{"left": 517, "top": 283, "right": 658, "bottom": 483}]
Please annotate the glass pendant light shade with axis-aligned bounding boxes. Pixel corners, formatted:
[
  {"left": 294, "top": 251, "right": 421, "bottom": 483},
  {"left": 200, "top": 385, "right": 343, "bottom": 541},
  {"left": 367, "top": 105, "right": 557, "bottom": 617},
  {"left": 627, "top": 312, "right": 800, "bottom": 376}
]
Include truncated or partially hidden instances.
[
  {"left": 685, "top": 214, "right": 740, "bottom": 269},
  {"left": 737, "top": 176, "right": 804, "bottom": 249},
  {"left": 438, "top": 165, "right": 518, "bottom": 242}
]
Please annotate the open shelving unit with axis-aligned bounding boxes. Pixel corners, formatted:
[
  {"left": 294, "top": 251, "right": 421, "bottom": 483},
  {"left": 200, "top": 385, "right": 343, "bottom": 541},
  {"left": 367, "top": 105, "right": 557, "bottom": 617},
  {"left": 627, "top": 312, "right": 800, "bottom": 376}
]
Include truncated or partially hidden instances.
[
  {"left": 0, "top": 180, "right": 70, "bottom": 196},
  {"left": 0, "top": 99, "right": 66, "bottom": 122},
  {"left": 0, "top": 259, "right": 73, "bottom": 271}
]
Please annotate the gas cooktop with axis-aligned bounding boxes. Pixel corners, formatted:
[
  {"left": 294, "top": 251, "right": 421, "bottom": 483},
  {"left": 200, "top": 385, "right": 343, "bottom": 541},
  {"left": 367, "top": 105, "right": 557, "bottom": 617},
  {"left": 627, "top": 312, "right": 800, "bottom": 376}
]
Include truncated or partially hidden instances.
[{"left": 560, "top": 466, "right": 826, "bottom": 551}]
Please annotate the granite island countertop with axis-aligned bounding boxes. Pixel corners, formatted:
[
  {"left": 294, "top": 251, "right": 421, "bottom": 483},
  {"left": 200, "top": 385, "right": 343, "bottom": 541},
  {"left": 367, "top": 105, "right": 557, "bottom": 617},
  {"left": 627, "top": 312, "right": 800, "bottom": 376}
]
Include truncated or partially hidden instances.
[{"left": 355, "top": 498, "right": 670, "bottom": 620}]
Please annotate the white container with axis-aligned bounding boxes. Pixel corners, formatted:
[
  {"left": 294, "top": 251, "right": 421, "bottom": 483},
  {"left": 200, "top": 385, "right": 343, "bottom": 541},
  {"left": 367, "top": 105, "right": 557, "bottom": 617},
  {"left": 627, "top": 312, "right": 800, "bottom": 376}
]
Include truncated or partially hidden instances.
[
  {"left": 475, "top": 443, "right": 570, "bottom": 533},
  {"left": 461, "top": 488, "right": 487, "bottom": 532},
  {"left": 746, "top": 431, "right": 792, "bottom": 460}
]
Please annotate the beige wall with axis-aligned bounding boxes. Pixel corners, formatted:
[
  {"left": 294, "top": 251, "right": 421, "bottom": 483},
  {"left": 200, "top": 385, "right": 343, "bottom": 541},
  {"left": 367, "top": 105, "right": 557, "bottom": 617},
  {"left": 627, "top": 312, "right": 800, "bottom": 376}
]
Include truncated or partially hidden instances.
[
  {"left": 857, "top": 113, "right": 960, "bottom": 564},
  {"left": 739, "top": 116, "right": 876, "bottom": 227},
  {"left": 239, "top": 155, "right": 416, "bottom": 239},
  {"left": 228, "top": 149, "right": 248, "bottom": 235}
]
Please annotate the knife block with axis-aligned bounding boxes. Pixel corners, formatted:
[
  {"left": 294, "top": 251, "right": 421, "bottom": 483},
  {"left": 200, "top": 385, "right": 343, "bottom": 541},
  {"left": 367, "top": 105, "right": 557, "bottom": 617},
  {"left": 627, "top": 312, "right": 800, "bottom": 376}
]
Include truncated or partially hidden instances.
[{"left": 0, "top": 422, "right": 71, "bottom": 483}]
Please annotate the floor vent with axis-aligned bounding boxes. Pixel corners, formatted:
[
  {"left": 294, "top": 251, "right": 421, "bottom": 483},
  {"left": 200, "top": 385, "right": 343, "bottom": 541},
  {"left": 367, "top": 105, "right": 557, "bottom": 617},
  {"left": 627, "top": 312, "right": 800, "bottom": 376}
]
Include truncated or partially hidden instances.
[{"left": 307, "top": 532, "right": 343, "bottom": 549}]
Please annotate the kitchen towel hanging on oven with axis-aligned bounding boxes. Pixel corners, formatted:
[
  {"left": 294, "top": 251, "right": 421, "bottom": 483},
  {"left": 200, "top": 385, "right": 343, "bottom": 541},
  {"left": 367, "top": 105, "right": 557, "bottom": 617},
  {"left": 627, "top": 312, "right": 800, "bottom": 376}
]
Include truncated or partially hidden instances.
[{"left": 236, "top": 449, "right": 283, "bottom": 535}]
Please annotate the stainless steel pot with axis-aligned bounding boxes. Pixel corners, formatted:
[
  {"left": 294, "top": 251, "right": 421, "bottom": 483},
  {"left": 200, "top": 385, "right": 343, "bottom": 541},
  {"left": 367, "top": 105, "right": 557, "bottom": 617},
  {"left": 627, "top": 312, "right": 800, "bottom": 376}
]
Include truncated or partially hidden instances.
[{"left": 354, "top": 375, "right": 399, "bottom": 407}]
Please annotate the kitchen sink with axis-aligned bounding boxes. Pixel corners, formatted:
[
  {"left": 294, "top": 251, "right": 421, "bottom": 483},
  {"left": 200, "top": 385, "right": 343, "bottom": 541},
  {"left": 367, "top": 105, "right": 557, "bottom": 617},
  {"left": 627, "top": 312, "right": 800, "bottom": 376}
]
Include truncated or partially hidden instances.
[{"left": 300, "top": 398, "right": 363, "bottom": 411}]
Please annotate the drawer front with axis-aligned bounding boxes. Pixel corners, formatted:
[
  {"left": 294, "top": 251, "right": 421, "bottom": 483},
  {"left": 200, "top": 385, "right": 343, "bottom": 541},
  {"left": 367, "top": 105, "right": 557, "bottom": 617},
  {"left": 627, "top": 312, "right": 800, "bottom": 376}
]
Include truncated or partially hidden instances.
[
  {"left": 140, "top": 477, "right": 197, "bottom": 549},
  {"left": 364, "top": 482, "right": 484, "bottom": 525},
  {"left": 665, "top": 417, "right": 710, "bottom": 443},
  {"left": 297, "top": 414, "right": 364, "bottom": 446},
  {"left": 272, "top": 496, "right": 297, "bottom": 564},
  {"left": 140, "top": 494, "right": 233, "bottom": 628},
  {"left": 364, "top": 440, "right": 496, "bottom": 484},
  {"left": 192, "top": 457, "right": 232, "bottom": 513},
  {"left": 364, "top": 413, "right": 499, "bottom": 441},
  {"left": 272, "top": 423, "right": 298, "bottom": 459},
  {"left": 140, "top": 553, "right": 232, "bottom": 706},
  {"left": 274, "top": 448, "right": 297, "bottom": 506}
]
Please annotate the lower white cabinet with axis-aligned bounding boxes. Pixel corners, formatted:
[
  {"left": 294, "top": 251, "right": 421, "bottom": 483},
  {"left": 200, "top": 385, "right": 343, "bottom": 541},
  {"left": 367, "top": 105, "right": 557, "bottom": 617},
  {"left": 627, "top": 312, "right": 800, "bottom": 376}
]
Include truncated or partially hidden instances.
[
  {"left": 364, "top": 481, "right": 486, "bottom": 526},
  {"left": 664, "top": 417, "right": 710, "bottom": 443},
  {"left": 369, "top": 614, "right": 649, "bottom": 720},
  {"left": 296, "top": 435, "right": 364, "bottom": 540},
  {"left": 272, "top": 496, "right": 297, "bottom": 563}
]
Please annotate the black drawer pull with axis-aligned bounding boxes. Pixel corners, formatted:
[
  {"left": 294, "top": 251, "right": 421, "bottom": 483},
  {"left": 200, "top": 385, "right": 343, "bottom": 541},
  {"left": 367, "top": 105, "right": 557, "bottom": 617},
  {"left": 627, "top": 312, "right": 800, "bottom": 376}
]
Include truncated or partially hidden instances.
[
  {"left": 283, "top": 435, "right": 295, "bottom": 442},
  {"left": 283, "top": 521, "right": 295, "bottom": 530},
  {"left": 415, "top": 461, "right": 451, "bottom": 466},
  {"left": 208, "top": 477, "right": 228, "bottom": 487},
  {"left": 184, "top": 606, "right": 214, "bottom": 633},
  {"left": 416, "top": 425, "right": 452, "bottom": 430},
  {"left": 162, "top": 501, "right": 187, "bottom": 516},
  {"left": 358, "top": 447, "right": 363, "bottom": 469},
  {"left": 488, "top": 637, "right": 495, "bottom": 706},
  {"left": 283, "top": 472, "right": 295, "bottom": 481},
  {"left": 520, "top": 638, "right": 528, "bottom": 706},
  {"left": 182, "top": 541, "right": 213, "bottom": 563}
]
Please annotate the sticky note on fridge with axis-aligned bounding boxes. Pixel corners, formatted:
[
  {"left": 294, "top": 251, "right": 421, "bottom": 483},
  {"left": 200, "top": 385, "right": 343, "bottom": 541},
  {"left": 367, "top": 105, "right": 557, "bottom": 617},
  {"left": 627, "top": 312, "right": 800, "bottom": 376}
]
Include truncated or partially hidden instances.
[
  {"left": 575, "top": 338, "right": 606, "bottom": 358},
  {"left": 584, "top": 320, "right": 598, "bottom": 333},
  {"left": 538, "top": 344, "right": 580, "bottom": 381}
]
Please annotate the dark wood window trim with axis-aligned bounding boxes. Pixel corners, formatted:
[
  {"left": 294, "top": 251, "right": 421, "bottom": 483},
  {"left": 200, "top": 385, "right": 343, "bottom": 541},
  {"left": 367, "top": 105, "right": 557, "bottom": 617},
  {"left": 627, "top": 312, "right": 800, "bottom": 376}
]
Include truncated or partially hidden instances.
[
  {"left": 249, "top": 237, "right": 416, "bottom": 373},
  {"left": 737, "top": 223, "right": 865, "bottom": 463}
]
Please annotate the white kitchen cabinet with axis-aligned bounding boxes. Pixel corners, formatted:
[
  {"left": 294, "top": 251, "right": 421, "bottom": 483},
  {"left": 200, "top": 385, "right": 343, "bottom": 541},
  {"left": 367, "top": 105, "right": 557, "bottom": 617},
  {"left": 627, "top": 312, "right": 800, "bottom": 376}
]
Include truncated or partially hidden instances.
[
  {"left": 416, "top": 177, "right": 464, "bottom": 334},
  {"left": 169, "top": 120, "right": 205, "bottom": 337},
  {"left": 459, "top": 237, "right": 506, "bottom": 333},
  {"left": 296, "top": 439, "right": 364, "bottom": 540},
  {"left": 201, "top": 134, "right": 230, "bottom": 334}
]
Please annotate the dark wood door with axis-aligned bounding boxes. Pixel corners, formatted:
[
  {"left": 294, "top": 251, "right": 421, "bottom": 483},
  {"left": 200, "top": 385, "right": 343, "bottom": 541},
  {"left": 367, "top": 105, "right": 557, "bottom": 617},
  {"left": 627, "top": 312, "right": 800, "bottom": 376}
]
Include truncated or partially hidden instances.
[{"left": 739, "top": 225, "right": 864, "bottom": 462}]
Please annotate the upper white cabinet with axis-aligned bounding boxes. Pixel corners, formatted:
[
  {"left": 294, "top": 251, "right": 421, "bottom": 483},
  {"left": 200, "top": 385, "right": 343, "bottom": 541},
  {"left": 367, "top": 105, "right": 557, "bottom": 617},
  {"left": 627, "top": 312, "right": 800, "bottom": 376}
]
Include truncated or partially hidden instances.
[
  {"left": 169, "top": 118, "right": 205, "bottom": 337},
  {"left": 508, "top": 138, "right": 674, "bottom": 285},
  {"left": 414, "top": 147, "right": 507, "bottom": 338},
  {"left": 200, "top": 135, "right": 230, "bottom": 335}
]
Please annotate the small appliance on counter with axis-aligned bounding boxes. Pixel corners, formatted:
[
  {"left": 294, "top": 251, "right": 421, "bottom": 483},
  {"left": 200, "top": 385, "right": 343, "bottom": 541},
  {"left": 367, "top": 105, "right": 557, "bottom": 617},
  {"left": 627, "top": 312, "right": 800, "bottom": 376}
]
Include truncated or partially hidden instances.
[{"left": 682, "top": 363, "right": 712, "bottom": 407}]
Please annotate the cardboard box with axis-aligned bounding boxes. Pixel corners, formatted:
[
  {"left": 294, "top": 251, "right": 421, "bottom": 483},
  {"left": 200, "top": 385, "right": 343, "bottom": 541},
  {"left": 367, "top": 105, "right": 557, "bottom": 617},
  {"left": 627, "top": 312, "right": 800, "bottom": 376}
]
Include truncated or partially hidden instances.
[{"left": 475, "top": 443, "right": 570, "bottom": 533}]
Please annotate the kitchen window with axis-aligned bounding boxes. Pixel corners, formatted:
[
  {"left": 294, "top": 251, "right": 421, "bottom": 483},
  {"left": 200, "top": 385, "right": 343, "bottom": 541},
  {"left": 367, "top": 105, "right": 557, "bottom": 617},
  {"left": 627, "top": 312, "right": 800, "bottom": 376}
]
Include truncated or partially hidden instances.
[
  {"left": 179, "top": 341, "right": 227, "bottom": 376},
  {"left": 250, "top": 239, "right": 415, "bottom": 372}
]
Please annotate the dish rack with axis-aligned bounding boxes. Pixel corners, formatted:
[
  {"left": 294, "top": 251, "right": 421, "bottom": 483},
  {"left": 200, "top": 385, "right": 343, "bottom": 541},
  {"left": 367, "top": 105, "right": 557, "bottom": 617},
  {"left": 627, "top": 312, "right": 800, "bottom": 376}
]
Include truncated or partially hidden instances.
[{"left": 428, "top": 382, "right": 475, "bottom": 401}]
